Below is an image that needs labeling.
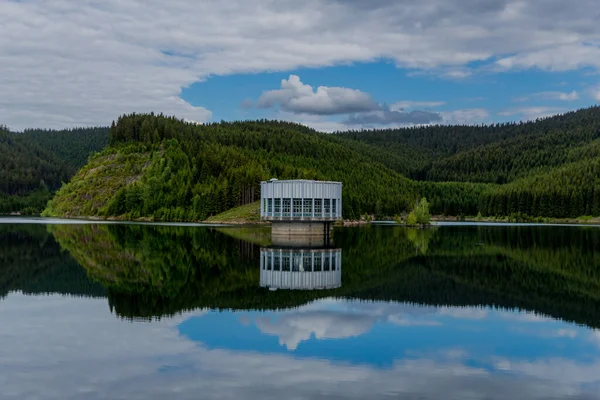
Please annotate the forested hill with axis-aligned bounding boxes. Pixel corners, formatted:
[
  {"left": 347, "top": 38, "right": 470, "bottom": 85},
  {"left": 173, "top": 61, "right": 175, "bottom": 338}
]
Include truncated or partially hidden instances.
[
  {"left": 0, "top": 125, "right": 109, "bottom": 214},
  {"left": 336, "top": 106, "right": 600, "bottom": 183},
  {"left": 32, "top": 104, "right": 600, "bottom": 220}
]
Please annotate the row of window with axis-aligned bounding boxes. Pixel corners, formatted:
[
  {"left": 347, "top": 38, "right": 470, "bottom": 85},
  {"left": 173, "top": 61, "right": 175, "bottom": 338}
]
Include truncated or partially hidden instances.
[
  {"left": 261, "top": 253, "right": 340, "bottom": 272},
  {"left": 264, "top": 198, "right": 338, "bottom": 216}
]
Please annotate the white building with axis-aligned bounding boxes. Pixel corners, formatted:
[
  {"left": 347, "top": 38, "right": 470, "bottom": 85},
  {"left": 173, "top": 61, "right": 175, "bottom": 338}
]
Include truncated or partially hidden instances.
[
  {"left": 260, "top": 248, "right": 342, "bottom": 290},
  {"left": 260, "top": 179, "right": 342, "bottom": 222}
]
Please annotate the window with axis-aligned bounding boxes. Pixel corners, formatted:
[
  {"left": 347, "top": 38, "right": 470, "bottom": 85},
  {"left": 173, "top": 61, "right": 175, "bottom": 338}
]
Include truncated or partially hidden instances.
[
  {"left": 266, "top": 255, "right": 272, "bottom": 271},
  {"left": 332, "top": 199, "right": 337, "bottom": 216},
  {"left": 324, "top": 199, "right": 331, "bottom": 215},
  {"left": 292, "top": 253, "right": 301, "bottom": 271},
  {"left": 303, "top": 199, "right": 312, "bottom": 216},
  {"left": 313, "top": 255, "right": 322, "bottom": 271},
  {"left": 282, "top": 198, "right": 291, "bottom": 216},
  {"left": 267, "top": 198, "right": 272, "bottom": 214},
  {"left": 282, "top": 254, "right": 291, "bottom": 271},
  {"left": 324, "top": 254, "right": 330, "bottom": 271},
  {"left": 303, "top": 254, "right": 312, "bottom": 271},
  {"left": 274, "top": 198, "right": 281, "bottom": 215},
  {"left": 314, "top": 199, "right": 322, "bottom": 215},
  {"left": 274, "top": 255, "right": 281, "bottom": 271},
  {"left": 293, "top": 199, "right": 302, "bottom": 216},
  {"left": 331, "top": 253, "right": 337, "bottom": 270}
]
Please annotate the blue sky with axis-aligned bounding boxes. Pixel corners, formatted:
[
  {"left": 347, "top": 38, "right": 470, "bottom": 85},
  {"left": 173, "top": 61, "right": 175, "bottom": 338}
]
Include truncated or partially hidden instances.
[
  {"left": 2, "top": 0, "right": 600, "bottom": 131},
  {"left": 181, "top": 63, "right": 594, "bottom": 131},
  {"left": 178, "top": 299, "right": 599, "bottom": 368}
]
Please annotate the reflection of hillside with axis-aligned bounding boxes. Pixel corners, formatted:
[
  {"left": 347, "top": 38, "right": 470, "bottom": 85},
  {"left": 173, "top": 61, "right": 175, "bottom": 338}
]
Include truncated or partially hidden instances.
[
  {"left": 0, "top": 224, "right": 105, "bottom": 299},
  {"left": 46, "top": 223, "right": 600, "bottom": 328}
]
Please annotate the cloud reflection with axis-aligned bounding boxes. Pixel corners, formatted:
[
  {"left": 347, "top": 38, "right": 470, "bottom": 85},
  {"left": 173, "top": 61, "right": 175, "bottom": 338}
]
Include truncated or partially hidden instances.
[{"left": 1, "top": 293, "right": 600, "bottom": 399}]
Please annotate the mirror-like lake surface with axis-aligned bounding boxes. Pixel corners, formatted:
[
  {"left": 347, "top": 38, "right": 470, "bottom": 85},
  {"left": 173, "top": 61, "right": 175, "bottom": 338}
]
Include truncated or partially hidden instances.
[{"left": 2, "top": 220, "right": 600, "bottom": 399}]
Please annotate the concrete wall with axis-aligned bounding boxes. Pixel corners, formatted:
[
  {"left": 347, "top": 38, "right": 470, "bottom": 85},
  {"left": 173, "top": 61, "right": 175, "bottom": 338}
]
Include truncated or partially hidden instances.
[{"left": 271, "top": 221, "right": 333, "bottom": 236}]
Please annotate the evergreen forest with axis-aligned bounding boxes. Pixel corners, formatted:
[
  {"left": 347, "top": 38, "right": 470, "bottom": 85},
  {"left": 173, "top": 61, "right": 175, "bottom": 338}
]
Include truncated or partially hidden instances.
[{"left": 4, "top": 105, "right": 600, "bottom": 220}]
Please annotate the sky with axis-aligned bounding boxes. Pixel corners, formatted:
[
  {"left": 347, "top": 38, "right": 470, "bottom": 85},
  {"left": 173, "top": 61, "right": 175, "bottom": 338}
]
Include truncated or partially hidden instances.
[{"left": 1, "top": 0, "right": 600, "bottom": 131}]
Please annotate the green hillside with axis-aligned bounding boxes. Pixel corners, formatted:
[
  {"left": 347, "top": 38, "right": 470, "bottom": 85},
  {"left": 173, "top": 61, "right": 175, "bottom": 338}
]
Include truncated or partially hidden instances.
[
  {"left": 46, "top": 114, "right": 483, "bottom": 221},
  {"left": 32, "top": 105, "right": 600, "bottom": 220},
  {"left": 0, "top": 125, "right": 109, "bottom": 214}
]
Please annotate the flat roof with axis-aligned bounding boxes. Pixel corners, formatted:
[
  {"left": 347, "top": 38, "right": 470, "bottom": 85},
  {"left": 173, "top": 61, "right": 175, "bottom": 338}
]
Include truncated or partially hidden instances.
[{"left": 261, "top": 179, "right": 342, "bottom": 184}]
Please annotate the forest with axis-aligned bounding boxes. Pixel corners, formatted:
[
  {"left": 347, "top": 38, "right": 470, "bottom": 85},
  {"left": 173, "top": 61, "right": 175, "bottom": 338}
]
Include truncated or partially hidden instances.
[
  {"left": 0, "top": 125, "right": 108, "bottom": 214},
  {"left": 5, "top": 105, "right": 600, "bottom": 219}
]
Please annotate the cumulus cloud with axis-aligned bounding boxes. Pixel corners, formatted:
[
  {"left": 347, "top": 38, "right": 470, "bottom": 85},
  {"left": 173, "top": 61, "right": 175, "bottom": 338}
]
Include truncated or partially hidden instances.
[
  {"left": 255, "top": 311, "right": 374, "bottom": 350},
  {"left": 440, "top": 108, "right": 490, "bottom": 125},
  {"left": 2, "top": 0, "right": 600, "bottom": 129},
  {"left": 344, "top": 105, "right": 443, "bottom": 126},
  {"left": 498, "top": 106, "right": 566, "bottom": 120},
  {"left": 514, "top": 91, "right": 579, "bottom": 102},
  {"left": 256, "top": 75, "right": 379, "bottom": 115},
  {"left": 392, "top": 100, "right": 446, "bottom": 109}
]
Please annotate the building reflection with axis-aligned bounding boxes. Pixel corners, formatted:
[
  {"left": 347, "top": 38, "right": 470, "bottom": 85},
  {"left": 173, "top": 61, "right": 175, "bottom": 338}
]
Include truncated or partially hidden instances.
[{"left": 260, "top": 247, "right": 342, "bottom": 291}]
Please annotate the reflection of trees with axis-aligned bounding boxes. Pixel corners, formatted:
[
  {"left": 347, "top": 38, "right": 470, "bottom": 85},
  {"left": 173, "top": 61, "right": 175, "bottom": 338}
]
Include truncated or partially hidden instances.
[
  {"left": 40, "top": 223, "right": 600, "bottom": 328},
  {"left": 0, "top": 224, "right": 105, "bottom": 299}
]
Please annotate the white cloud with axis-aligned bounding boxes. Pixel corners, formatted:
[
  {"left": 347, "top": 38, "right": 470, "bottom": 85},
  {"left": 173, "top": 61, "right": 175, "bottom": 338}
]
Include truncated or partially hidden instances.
[
  {"left": 514, "top": 91, "right": 579, "bottom": 102},
  {"left": 498, "top": 106, "right": 565, "bottom": 120},
  {"left": 441, "top": 108, "right": 490, "bottom": 125},
  {"left": 255, "top": 311, "right": 374, "bottom": 350},
  {"left": 2, "top": 0, "right": 600, "bottom": 129},
  {"left": 391, "top": 101, "right": 446, "bottom": 110},
  {"left": 256, "top": 75, "right": 379, "bottom": 115}
]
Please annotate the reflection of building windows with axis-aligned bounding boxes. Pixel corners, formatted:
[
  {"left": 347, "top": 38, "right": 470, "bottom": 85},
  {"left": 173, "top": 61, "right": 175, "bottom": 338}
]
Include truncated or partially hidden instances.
[
  {"left": 282, "top": 254, "right": 291, "bottom": 271},
  {"left": 332, "top": 199, "right": 337, "bottom": 216},
  {"left": 274, "top": 198, "right": 281, "bottom": 214},
  {"left": 324, "top": 199, "right": 331, "bottom": 215},
  {"left": 282, "top": 199, "right": 291, "bottom": 216},
  {"left": 324, "top": 254, "right": 330, "bottom": 271},
  {"left": 314, "top": 199, "right": 322, "bottom": 215},
  {"left": 314, "top": 255, "right": 322, "bottom": 271},
  {"left": 274, "top": 255, "right": 281, "bottom": 271},
  {"left": 293, "top": 199, "right": 302, "bottom": 216},
  {"left": 293, "top": 253, "right": 302, "bottom": 271},
  {"left": 303, "top": 254, "right": 312, "bottom": 271},
  {"left": 303, "top": 199, "right": 312, "bottom": 216},
  {"left": 267, "top": 198, "right": 273, "bottom": 214}
]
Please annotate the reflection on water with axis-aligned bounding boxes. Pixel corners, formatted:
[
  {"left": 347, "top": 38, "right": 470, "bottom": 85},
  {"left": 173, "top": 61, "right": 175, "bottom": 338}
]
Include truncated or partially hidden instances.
[
  {"left": 2, "top": 221, "right": 600, "bottom": 399},
  {"left": 260, "top": 247, "right": 342, "bottom": 290}
]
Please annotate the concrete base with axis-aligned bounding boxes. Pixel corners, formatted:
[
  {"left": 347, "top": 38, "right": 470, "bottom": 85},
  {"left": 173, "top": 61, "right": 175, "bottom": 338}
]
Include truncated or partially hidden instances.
[
  {"left": 272, "top": 221, "right": 332, "bottom": 235},
  {"left": 271, "top": 221, "right": 334, "bottom": 247}
]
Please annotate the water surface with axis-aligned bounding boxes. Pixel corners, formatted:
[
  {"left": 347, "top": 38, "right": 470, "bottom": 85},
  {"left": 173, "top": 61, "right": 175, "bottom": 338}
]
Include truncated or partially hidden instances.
[{"left": 2, "top": 222, "right": 600, "bottom": 399}]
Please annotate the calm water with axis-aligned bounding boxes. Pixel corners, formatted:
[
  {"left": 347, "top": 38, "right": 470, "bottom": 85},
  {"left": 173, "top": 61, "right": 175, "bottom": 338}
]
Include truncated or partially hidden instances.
[{"left": 2, "top": 220, "right": 600, "bottom": 399}]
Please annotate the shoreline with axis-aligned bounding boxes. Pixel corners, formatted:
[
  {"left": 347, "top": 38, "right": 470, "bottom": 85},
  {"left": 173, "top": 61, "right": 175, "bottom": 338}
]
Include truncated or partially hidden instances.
[{"left": 3, "top": 214, "right": 600, "bottom": 228}]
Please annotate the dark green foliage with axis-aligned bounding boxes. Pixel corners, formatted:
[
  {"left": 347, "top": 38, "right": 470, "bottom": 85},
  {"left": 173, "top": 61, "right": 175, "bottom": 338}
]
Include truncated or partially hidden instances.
[
  {"left": 479, "top": 158, "right": 600, "bottom": 218},
  {"left": 0, "top": 125, "right": 109, "bottom": 214},
  {"left": 42, "top": 223, "right": 600, "bottom": 327},
  {"left": 54, "top": 113, "right": 427, "bottom": 220},
  {"left": 0, "top": 224, "right": 106, "bottom": 299}
]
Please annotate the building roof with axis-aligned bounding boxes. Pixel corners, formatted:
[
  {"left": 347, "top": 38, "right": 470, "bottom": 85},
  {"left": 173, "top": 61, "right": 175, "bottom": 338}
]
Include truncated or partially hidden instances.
[{"left": 261, "top": 179, "right": 342, "bottom": 184}]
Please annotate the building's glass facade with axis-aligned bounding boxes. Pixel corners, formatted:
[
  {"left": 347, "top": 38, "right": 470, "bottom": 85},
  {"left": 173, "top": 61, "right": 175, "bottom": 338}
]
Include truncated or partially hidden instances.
[{"left": 260, "top": 180, "right": 343, "bottom": 221}]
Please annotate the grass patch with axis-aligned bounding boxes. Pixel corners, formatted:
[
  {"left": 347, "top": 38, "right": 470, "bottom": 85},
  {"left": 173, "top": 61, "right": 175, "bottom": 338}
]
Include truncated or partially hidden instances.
[{"left": 206, "top": 201, "right": 261, "bottom": 223}]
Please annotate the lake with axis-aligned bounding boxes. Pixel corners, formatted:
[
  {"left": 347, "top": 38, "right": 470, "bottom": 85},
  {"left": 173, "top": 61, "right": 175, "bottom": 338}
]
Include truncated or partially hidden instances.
[{"left": 1, "top": 220, "right": 600, "bottom": 399}]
